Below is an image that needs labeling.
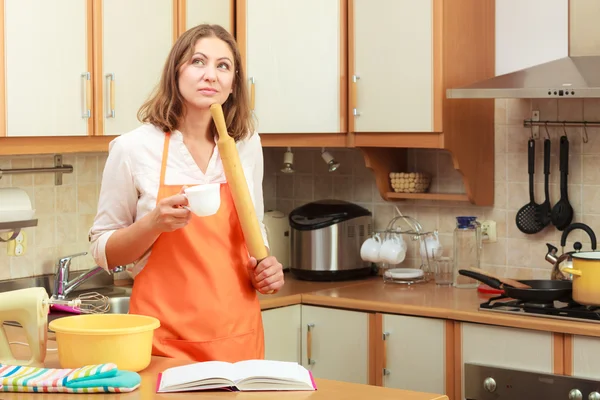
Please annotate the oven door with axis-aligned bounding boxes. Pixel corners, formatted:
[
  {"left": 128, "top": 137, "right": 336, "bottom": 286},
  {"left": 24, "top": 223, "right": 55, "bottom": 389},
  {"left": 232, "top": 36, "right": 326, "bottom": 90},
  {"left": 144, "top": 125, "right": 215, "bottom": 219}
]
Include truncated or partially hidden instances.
[{"left": 464, "top": 363, "right": 600, "bottom": 400}]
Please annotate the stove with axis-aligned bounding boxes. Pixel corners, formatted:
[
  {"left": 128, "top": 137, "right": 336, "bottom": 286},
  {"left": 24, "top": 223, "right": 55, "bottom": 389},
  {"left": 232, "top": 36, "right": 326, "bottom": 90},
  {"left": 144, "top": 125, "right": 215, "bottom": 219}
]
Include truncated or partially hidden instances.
[{"left": 479, "top": 295, "right": 600, "bottom": 323}]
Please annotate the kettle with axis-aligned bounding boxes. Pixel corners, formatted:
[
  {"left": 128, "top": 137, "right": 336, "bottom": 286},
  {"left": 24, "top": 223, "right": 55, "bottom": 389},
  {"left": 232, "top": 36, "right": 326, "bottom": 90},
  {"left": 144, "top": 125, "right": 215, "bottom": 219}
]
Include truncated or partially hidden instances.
[{"left": 545, "top": 223, "right": 597, "bottom": 280}]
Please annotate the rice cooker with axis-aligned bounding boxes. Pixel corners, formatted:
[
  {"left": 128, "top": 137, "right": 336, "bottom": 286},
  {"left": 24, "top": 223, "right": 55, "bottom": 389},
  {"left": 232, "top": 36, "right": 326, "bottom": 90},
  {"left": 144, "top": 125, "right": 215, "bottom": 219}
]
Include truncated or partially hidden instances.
[{"left": 289, "top": 200, "right": 373, "bottom": 281}]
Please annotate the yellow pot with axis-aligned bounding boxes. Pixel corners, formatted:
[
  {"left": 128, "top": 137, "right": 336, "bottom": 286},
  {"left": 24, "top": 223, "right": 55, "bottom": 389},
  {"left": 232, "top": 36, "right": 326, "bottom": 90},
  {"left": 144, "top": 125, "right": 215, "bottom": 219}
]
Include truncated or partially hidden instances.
[{"left": 560, "top": 251, "right": 600, "bottom": 306}]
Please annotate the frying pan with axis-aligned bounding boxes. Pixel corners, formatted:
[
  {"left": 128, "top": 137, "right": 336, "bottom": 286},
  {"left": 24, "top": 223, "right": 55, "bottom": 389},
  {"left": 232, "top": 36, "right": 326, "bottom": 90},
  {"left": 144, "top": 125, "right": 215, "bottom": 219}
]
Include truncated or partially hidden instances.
[{"left": 459, "top": 270, "right": 572, "bottom": 303}]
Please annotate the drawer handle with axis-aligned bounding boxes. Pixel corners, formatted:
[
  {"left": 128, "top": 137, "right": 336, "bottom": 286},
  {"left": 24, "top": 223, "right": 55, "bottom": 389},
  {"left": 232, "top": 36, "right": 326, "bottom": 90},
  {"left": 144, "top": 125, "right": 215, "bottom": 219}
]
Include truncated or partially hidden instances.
[
  {"left": 352, "top": 75, "right": 360, "bottom": 116},
  {"left": 383, "top": 331, "right": 390, "bottom": 376},
  {"left": 105, "top": 73, "right": 115, "bottom": 118},
  {"left": 307, "top": 323, "right": 315, "bottom": 365},
  {"left": 81, "top": 72, "right": 91, "bottom": 119},
  {"left": 249, "top": 77, "right": 255, "bottom": 111}
]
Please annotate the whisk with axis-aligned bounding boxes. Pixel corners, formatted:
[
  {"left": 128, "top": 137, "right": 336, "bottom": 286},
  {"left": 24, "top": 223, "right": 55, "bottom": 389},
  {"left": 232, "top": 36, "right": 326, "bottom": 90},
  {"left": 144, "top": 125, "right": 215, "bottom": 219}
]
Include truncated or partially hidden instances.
[{"left": 46, "top": 292, "right": 111, "bottom": 314}]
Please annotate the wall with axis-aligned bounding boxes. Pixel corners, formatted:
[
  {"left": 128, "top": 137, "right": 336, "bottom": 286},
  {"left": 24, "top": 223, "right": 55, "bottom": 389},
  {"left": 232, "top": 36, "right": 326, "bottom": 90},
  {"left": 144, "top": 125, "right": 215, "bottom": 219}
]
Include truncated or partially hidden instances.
[
  {"left": 263, "top": 98, "right": 600, "bottom": 280},
  {"left": 1, "top": 98, "right": 599, "bottom": 281},
  {"left": 0, "top": 153, "right": 106, "bottom": 280}
]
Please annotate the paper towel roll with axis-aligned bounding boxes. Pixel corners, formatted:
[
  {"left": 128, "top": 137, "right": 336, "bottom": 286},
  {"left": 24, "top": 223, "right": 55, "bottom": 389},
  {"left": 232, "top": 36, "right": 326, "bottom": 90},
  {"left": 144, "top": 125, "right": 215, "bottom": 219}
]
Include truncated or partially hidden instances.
[{"left": 0, "top": 188, "right": 35, "bottom": 222}]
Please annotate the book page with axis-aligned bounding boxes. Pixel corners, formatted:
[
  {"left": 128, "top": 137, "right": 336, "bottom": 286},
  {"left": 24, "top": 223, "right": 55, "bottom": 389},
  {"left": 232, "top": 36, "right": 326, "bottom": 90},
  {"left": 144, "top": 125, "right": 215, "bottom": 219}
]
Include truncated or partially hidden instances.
[
  {"left": 161, "top": 361, "right": 235, "bottom": 389},
  {"left": 232, "top": 360, "right": 313, "bottom": 387}
]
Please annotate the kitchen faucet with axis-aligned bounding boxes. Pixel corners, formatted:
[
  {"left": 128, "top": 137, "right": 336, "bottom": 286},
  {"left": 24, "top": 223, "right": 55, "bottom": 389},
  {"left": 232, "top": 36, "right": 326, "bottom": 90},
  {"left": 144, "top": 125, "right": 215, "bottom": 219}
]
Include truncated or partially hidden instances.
[{"left": 53, "top": 252, "right": 121, "bottom": 300}]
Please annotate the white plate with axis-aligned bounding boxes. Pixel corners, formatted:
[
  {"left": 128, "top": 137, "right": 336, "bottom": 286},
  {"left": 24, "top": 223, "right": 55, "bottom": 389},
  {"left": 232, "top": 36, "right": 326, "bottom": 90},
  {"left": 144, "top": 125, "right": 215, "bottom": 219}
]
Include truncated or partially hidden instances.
[{"left": 386, "top": 268, "right": 424, "bottom": 279}]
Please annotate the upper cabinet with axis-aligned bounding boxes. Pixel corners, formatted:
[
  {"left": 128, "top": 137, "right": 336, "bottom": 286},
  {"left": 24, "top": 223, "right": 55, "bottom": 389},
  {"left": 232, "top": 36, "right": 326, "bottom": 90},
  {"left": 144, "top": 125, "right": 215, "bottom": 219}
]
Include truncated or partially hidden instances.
[
  {"left": 182, "top": 0, "right": 233, "bottom": 33},
  {"left": 4, "top": 0, "right": 91, "bottom": 137},
  {"left": 351, "top": 0, "right": 439, "bottom": 133},
  {"left": 96, "top": 0, "right": 174, "bottom": 136},
  {"left": 238, "top": 0, "right": 345, "bottom": 135},
  {"left": 0, "top": 1, "right": 235, "bottom": 155}
]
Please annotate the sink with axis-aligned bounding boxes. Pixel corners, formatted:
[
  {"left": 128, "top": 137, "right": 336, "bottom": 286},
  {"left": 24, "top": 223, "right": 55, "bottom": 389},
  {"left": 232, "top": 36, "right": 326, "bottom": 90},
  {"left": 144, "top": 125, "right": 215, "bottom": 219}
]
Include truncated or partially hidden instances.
[{"left": 106, "top": 296, "right": 130, "bottom": 314}]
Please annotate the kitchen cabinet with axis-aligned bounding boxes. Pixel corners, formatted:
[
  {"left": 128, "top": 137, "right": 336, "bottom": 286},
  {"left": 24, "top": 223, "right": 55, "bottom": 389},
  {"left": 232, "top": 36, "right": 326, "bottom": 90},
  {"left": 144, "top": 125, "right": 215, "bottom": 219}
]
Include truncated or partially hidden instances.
[
  {"left": 351, "top": 0, "right": 435, "bottom": 133},
  {"left": 380, "top": 314, "right": 446, "bottom": 395},
  {"left": 352, "top": 0, "right": 495, "bottom": 206},
  {"left": 459, "top": 322, "right": 554, "bottom": 400},
  {"left": 180, "top": 0, "right": 233, "bottom": 34},
  {"left": 0, "top": 0, "right": 235, "bottom": 155},
  {"left": 570, "top": 335, "right": 600, "bottom": 380},
  {"left": 95, "top": 0, "right": 174, "bottom": 137},
  {"left": 261, "top": 305, "right": 301, "bottom": 364},
  {"left": 301, "top": 305, "right": 369, "bottom": 384},
  {"left": 237, "top": 0, "right": 346, "bottom": 135},
  {"left": 3, "top": 0, "right": 91, "bottom": 137}
]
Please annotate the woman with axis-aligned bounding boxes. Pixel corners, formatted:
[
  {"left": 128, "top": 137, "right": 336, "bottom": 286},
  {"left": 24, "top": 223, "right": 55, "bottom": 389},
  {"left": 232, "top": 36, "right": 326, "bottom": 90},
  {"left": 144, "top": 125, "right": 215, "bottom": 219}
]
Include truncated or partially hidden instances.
[{"left": 89, "top": 24, "right": 284, "bottom": 363}]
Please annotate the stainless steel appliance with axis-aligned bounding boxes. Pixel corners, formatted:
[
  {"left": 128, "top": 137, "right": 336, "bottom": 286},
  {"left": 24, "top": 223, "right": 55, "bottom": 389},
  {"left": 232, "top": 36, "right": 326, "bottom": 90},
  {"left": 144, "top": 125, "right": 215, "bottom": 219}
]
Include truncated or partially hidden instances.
[
  {"left": 465, "top": 363, "right": 600, "bottom": 400},
  {"left": 289, "top": 200, "right": 372, "bottom": 281}
]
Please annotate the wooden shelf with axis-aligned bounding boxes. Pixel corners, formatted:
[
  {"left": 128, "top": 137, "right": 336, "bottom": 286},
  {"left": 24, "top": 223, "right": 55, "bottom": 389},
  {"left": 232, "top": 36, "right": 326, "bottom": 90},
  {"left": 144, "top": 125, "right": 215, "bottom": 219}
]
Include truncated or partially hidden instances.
[{"left": 386, "top": 192, "right": 469, "bottom": 202}]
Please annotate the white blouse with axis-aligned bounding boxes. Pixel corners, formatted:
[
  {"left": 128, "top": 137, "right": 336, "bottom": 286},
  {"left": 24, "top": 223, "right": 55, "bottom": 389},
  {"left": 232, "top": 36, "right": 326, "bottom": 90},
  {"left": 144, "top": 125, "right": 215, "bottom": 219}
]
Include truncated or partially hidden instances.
[{"left": 88, "top": 124, "right": 269, "bottom": 278}]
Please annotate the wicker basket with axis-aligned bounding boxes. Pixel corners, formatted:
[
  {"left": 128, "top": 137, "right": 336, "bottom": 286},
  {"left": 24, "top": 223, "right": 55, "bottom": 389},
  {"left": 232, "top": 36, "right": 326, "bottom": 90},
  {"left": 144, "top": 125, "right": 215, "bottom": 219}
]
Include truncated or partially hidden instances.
[{"left": 389, "top": 172, "right": 431, "bottom": 193}]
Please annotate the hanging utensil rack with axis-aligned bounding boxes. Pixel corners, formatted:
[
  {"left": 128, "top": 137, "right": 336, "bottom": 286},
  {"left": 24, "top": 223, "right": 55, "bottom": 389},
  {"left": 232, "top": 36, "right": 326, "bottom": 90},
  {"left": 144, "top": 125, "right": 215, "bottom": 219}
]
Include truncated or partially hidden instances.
[
  {"left": 524, "top": 110, "right": 600, "bottom": 143},
  {"left": 0, "top": 155, "right": 72, "bottom": 186}
]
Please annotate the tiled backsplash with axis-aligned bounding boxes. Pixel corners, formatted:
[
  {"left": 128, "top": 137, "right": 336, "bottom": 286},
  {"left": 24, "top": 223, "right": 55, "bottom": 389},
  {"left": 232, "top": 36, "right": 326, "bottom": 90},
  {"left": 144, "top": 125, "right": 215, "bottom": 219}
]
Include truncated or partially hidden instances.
[
  {"left": 0, "top": 154, "right": 106, "bottom": 280},
  {"left": 1, "top": 98, "right": 600, "bottom": 281}
]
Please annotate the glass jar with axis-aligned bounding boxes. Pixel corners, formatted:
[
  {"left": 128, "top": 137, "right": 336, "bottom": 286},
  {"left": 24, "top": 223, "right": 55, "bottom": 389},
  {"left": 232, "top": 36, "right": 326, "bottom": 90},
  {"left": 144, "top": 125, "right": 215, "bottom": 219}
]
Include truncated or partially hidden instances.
[{"left": 452, "top": 216, "right": 482, "bottom": 288}]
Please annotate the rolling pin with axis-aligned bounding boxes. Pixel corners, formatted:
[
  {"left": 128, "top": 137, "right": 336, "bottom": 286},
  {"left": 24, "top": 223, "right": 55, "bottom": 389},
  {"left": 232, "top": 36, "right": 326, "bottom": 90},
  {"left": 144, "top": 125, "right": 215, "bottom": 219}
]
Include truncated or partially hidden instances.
[{"left": 210, "top": 103, "right": 274, "bottom": 294}]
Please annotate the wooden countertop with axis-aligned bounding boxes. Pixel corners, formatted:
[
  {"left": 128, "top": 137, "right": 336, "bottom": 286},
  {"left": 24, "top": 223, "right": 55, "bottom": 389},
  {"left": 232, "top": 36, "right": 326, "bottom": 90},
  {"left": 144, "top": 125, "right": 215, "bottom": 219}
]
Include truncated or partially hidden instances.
[
  {"left": 300, "top": 280, "right": 600, "bottom": 337},
  {"left": 121, "top": 271, "right": 600, "bottom": 337},
  {"left": 1, "top": 325, "right": 447, "bottom": 400}
]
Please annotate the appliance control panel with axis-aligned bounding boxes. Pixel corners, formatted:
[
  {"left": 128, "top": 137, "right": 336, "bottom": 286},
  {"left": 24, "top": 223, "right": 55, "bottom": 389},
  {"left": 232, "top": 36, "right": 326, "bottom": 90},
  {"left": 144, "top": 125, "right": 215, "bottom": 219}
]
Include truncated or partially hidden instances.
[{"left": 464, "top": 363, "right": 600, "bottom": 400}]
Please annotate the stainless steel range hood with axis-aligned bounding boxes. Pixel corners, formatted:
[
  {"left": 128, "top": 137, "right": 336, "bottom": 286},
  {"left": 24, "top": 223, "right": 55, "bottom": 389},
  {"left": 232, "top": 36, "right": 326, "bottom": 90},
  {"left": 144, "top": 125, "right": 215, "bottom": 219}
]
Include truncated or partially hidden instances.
[
  {"left": 446, "top": 56, "right": 600, "bottom": 99},
  {"left": 447, "top": 0, "right": 600, "bottom": 99}
]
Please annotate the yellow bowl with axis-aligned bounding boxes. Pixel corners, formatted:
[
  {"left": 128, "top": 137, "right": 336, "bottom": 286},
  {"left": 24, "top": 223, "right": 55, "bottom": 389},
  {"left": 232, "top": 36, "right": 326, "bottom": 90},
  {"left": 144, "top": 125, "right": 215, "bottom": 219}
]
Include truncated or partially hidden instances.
[{"left": 48, "top": 314, "right": 160, "bottom": 372}]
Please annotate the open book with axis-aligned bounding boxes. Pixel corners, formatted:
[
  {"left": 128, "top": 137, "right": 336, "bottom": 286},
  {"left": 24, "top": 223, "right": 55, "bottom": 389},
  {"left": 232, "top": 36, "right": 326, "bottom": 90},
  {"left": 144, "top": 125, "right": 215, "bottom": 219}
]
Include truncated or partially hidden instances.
[{"left": 156, "top": 360, "right": 317, "bottom": 392}]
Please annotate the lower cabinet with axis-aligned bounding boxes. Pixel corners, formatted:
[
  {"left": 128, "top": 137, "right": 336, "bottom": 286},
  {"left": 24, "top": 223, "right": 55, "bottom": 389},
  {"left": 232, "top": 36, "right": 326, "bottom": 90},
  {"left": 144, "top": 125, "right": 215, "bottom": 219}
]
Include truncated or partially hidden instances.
[
  {"left": 301, "top": 305, "right": 369, "bottom": 384},
  {"left": 459, "top": 322, "right": 555, "bottom": 400},
  {"left": 571, "top": 335, "right": 600, "bottom": 380},
  {"left": 381, "top": 314, "right": 446, "bottom": 395},
  {"left": 261, "top": 304, "right": 301, "bottom": 363}
]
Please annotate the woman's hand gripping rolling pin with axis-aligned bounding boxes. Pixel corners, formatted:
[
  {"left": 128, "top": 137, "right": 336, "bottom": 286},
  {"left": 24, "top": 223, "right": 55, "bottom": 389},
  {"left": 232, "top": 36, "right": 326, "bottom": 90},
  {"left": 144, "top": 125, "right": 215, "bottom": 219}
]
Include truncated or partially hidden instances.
[{"left": 247, "top": 256, "right": 284, "bottom": 295}]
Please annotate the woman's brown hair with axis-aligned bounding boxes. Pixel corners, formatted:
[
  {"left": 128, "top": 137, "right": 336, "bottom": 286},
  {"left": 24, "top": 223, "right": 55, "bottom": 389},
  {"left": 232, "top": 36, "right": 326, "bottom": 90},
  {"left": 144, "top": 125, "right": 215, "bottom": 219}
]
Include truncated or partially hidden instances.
[{"left": 138, "top": 24, "right": 254, "bottom": 141}]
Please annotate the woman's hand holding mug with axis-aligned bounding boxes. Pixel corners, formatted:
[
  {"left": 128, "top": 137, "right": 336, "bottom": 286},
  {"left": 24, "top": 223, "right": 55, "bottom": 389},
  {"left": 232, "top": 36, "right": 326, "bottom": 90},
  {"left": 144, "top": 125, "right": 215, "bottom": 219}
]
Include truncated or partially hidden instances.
[{"left": 149, "top": 187, "right": 192, "bottom": 233}]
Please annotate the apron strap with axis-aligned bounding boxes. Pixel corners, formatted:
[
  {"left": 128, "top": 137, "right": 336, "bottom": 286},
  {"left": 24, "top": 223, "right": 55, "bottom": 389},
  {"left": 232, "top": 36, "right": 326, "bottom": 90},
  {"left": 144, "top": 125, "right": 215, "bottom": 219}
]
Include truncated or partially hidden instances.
[{"left": 159, "top": 132, "right": 172, "bottom": 185}]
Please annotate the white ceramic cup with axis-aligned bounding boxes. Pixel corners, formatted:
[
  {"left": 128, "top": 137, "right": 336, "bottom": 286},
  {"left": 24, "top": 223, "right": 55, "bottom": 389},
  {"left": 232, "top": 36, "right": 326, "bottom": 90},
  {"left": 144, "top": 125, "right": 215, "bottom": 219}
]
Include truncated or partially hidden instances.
[
  {"left": 420, "top": 232, "right": 443, "bottom": 259},
  {"left": 380, "top": 235, "right": 406, "bottom": 264},
  {"left": 360, "top": 234, "right": 382, "bottom": 262},
  {"left": 183, "top": 183, "right": 221, "bottom": 217}
]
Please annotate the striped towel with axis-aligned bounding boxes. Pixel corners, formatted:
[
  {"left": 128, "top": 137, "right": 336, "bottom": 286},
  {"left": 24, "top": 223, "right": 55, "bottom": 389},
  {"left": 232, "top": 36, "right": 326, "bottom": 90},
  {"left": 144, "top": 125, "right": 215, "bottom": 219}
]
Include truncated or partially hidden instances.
[{"left": 0, "top": 363, "right": 140, "bottom": 393}]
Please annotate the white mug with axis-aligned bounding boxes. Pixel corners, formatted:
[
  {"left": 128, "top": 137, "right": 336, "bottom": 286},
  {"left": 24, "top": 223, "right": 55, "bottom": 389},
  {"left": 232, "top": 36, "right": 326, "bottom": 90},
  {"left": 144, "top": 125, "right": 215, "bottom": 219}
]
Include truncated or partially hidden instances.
[
  {"left": 183, "top": 183, "right": 221, "bottom": 217},
  {"left": 360, "top": 234, "right": 382, "bottom": 263},
  {"left": 420, "top": 231, "right": 443, "bottom": 259},
  {"left": 380, "top": 236, "right": 406, "bottom": 264}
]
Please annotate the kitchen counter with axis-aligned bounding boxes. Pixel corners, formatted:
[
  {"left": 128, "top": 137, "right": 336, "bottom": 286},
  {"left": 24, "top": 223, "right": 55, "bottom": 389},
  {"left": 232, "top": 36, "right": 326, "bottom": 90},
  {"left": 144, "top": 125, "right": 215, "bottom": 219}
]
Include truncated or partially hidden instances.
[
  {"left": 297, "top": 280, "right": 600, "bottom": 337},
  {"left": 2, "top": 325, "right": 448, "bottom": 400},
  {"left": 116, "top": 271, "right": 600, "bottom": 336}
]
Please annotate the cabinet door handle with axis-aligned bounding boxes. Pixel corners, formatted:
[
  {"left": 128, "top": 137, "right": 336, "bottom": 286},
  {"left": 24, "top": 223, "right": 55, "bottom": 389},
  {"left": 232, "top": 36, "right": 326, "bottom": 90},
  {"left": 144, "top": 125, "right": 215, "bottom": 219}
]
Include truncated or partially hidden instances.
[
  {"left": 382, "top": 331, "right": 390, "bottom": 376},
  {"left": 307, "top": 323, "right": 315, "bottom": 365},
  {"left": 249, "top": 77, "right": 255, "bottom": 111},
  {"left": 352, "top": 75, "right": 360, "bottom": 116},
  {"left": 105, "top": 73, "right": 115, "bottom": 118},
  {"left": 81, "top": 72, "right": 91, "bottom": 119}
]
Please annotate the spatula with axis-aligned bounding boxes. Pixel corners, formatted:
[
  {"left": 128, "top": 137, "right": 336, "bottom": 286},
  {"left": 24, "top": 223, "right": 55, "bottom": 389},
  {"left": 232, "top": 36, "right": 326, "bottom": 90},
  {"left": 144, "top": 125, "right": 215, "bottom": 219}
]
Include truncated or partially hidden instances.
[{"left": 209, "top": 104, "right": 273, "bottom": 293}]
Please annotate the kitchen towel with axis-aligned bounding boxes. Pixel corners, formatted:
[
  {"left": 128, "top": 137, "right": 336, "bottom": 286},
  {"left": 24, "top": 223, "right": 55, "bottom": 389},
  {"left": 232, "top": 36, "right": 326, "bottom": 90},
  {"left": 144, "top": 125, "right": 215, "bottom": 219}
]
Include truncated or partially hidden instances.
[{"left": 0, "top": 363, "right": 141, "bottom": 393}]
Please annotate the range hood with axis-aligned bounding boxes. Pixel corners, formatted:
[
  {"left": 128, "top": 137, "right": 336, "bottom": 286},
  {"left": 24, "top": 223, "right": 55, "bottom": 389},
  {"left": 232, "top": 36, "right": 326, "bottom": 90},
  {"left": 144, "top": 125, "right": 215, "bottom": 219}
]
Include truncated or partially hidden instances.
[{"left": 447, "top": 55, "right": 600, "bottom": 99}]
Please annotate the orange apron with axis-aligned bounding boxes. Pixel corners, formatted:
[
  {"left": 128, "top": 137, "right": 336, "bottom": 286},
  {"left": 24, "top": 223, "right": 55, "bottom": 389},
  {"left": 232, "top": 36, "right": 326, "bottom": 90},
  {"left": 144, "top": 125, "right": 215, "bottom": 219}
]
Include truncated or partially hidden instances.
[{"left": 128, "top": 131, "right": 265, "bottom": 363}]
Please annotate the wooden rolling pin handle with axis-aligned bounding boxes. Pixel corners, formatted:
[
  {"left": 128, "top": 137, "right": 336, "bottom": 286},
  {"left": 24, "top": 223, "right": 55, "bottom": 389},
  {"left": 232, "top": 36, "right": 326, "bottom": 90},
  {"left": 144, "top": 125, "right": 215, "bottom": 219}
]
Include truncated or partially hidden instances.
[{"left": 209, "top": 103, "right": 274, "bottom": 295}]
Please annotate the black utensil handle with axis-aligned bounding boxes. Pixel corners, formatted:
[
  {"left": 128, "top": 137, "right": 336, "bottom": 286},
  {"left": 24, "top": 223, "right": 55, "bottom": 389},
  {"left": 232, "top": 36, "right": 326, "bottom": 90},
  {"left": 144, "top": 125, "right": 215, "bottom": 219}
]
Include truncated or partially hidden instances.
[
  {"left": 458, "top": 269, "right": 502, "bottom": 289},
  {"left": 560, "top": 222, "right": 598, "bottom": 250},
  {"left": 544, "top": 139, "right": 551, "bottom": 175},
  {"left": 560, "top": 135, "right": 569, "bottom": 175},
  {"left": 528, "top": 139, "right": 535, "bottom": 174}
]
